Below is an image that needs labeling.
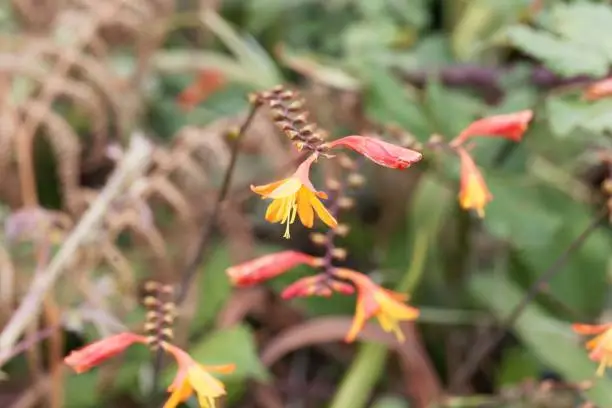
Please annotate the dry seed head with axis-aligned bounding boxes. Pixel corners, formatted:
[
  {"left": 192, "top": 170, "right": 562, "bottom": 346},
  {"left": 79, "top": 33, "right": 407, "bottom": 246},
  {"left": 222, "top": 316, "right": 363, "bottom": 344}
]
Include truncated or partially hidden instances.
[
  {"left": 310, "top": 257, "right": 325, "bottom": 268},
  {"left": 146, "top": 311, "right": 158, "bottom": 322},
  {"left": 348, "top": 173, "right": 365, "bottom": 187},
  {"left": 602, "top": 178, "right": 612, "bottom": 195},
  {"left": 272, "top": 85, "right": 285, "bottom": 93},
  {"left": 279, "top": 90, "right": 295, "bottom": 100},
  {"left": 160, "top": 285, "right": 174, "bottom": 295},
  {"left": 161, "top": 328, "right": 174, "bottom": 340},
  {"left": 143, "top": 296, "right": 159, "bottom": 307},
  {"left": 331, "top": 248, "right": 347, "bottom": 260},
  {"left": 287, "top": 100, "right": 305, "bottom": 112},
  {"left": 334, "top": 224, "right": 350, "bottom": 237},
  {"left": 326, "top": 179, "right": 342, "bottom": 191},
  {"left": 310, "top": 232, "right": 328, "bottom": 245},
  {"left": 144, "top": 281, "right": 161, "bottom": 292},
  {"left": 338, "top": 197, "right": 355, "bottom": 209},
  {"left": 144, "top": 322, "right": 158, "bottom": 333}
]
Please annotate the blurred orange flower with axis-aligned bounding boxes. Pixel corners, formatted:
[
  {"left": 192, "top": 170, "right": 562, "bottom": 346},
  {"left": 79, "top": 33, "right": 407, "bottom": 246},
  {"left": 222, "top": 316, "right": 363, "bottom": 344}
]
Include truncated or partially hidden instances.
[
  {"left": 325, "top": 135, "right": 423, "bottom": 169},
  {"left": 584, "top": 78, "right": 612, "bottom": 101},
  {"left": 226, "top": 250, "right": 320, "bottom": 286},
  {"left": 251, "top": 154, "right": 337, "bottom": 238},
  {"left": 281, "top": 273, "right": 355, "bottom": 299},
  {"left": 177, "top": 69, "right": 226, "bottom": 111},
  {"left": 573, "top": 323, "right": 612, "bottom": 376},
  {"left": 163, "top": 343, "right": 235, "bottom": 408},
  {"left": 456, "top": 147, "right": 492, "bottom": 217},
  {"left": 64, "top": 332, "right": 147, "bottom": 373},
  {"left": 334, "top": 268, "right": 419, "bottom": 343},
  {"left": 450, "top": 110, "right": 533, "bottom": 147}
]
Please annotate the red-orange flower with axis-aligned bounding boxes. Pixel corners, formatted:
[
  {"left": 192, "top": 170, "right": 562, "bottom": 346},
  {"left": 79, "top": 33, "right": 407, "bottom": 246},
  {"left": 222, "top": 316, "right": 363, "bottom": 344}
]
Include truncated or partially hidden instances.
[
  {"left": 251, "top": 154, "right": 337, "bottom": 238},
  {"left": 64, "top": 332, "right": 147, "bottom": 374},
  {"left": 325, "top": 136, "right": 423, "bottom": 170},
  {"left": 333, "top": 268, "right": 419, "bottom": 343},
  {"left": 573, "top": 323, "right": 612, "bottom": 376},
  {"left": 450, "top": 110, "right": 533, "bottom": 147},
  {"left": 281, "top": 273, "right": 355, "bottom": 299},
  {"left": 584, "top": 78, "right": 612, "bottom": 101},
  {"left": 457, "top": 147, "right": 492, "bottom": 217},
  {"left": 163, "top": 343, "right": 235, "bottom": 408},
  {"left": 177, "top": 69, "right": 226, "bottom": 111},
  {"left": 226, "top": 250, "right": 320, "bottom": 286}
]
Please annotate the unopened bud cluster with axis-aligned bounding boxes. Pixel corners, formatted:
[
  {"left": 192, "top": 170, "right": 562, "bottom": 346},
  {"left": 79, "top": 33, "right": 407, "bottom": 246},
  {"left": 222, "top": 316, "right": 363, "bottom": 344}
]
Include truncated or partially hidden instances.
[
  {"left": 142, "top": 281, "right": 176, "bottom": 350},
  {"left": 258, "top": 85, "right": 326, "bottom": 151}
]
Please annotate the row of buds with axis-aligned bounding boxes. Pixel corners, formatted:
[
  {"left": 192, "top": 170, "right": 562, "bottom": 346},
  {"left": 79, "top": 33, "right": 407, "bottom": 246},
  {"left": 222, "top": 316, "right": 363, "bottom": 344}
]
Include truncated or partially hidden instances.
[
  {"left": 258, "top": 85, "right": 327, "bottom": 151},
  {"left": 142, "top": 281, "right": 176, "bottom": 351}
]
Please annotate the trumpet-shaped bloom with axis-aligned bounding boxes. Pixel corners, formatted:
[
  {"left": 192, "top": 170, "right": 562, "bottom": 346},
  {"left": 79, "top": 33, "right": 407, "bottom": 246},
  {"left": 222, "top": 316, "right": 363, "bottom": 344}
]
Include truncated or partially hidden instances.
[
  {"left": 64, "top": 332, "right": 147, "bottom": 373},
  {"left": 573, "top": 323, "right": 612, "bottom": 376},
  {"left": 584, "top": 78, "right": 612, "bottom": 101},
  {"left": 450, "top": 110, "right": 533, "bottom": 147},
  {"left": 251, "top": 154, "right": 337, "bottom": 239},
  {"left": 163, "top": 343, "right": 235, "bottom": 408},
  {"left": 325, "top": 136, "right": 423, "bottom": 169},
  {"left": 457, "top": 148, "right": 492, "bottom": 217},
  {"left": 281, "top": 273, "right": 355, "bottom": 299},
  {"left": 226, "top": 250, "right": 319, "bottom": 286},
  {"left": 334, "top": 268, "right": 420, "bottom": 343}
]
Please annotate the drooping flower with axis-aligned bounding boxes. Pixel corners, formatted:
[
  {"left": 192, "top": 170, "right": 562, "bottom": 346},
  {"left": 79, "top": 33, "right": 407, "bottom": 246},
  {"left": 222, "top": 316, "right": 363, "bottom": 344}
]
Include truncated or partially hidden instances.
[
  {"left": 251, "top": 154, "right": 337, "bottom": 239},
  {"left": 177, "top": 69, "right": 226, "bottom": 111},
  {"left": 584, "top": 78, "right": 612, "bottom": 101},
  {"left": 163, "top": 343, "right": 235, "bottom": 408},
  {"left": 226, "top": 250, "right": 320, "bottom": 286},
  {"left": 281, "top": 273, "right": 355, "bottom": 299},
  {"left": 573, "top": 323, "right": 612, "bottom": 376},
  {"left": 456, "top": 147, "right": 492, "bottom": 217},
  {"left": 450, "top": 110, "right": 533, "bottom": 147},
  {"left": 64, "top": 332, "right": 147, "bottom": 373},
  {"left": 333, "top": 268, "right": 420, "bottom": 343},
  {"left": 324, "top": 136, "right": 423, "bottom": 170}
]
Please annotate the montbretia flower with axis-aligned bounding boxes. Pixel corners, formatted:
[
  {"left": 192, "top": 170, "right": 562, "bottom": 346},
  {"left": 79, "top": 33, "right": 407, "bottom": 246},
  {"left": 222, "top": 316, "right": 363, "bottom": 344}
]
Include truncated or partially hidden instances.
[
  {"left": 450, "top": 110, "right": 533, "bottom": 147},
  {"left": 163, "top": 343, "right": 235, "bottom": 408},
  {"left": 325, "top": 136, "right": 423, "bottom": 170},
  {"left": 573, "top": 323, "right": 612, "bottom": 376},
  {"left": 251, "top": 154, "right": 337, "bottom": 239},
  {"left": 64, "top": 332, "right": 147, "bottom": 373},
  {"left": 334, "top": 268, "right": 420, "bottom": 343},
  {"left": 177, "top": 69, "right": 226, "bottom": 111},
  {"left": 64, "top": 333, "right": 235, "bottom": 408},
  {"left": 226, "top": 250, "right": 320, "bottom": 286},
  {"left": 457, "top": 147, "right": 492, "bottom": 218},
  {"left": 281, "top": 273, "right": 355, "bottom": 299},
  {"left": 584, "top": 78, "right": 612, "bottom": 101}
]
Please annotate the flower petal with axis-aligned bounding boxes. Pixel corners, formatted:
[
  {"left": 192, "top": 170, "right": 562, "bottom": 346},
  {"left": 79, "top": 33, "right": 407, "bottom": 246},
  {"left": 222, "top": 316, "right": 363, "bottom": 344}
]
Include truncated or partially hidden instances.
[
  {"left": 451, "top": 110, "right": 533, "bottom": 146},
  {"left": 226, "top": 250, "right": 318, "bottom": 286},
  {"left": 457, "top": 148, "right": 492, "bottom": 217},
  {"left": 268, "top": 178, "right": 302, "bottom": 199},
  {"left": 327, "top": 136, "right": 423, "bottom": 170},
  {"left": 572, "top": 323, "right": 611, "bottom": 335},
  {"left": 584, "top": 78, "right": 612, "bottom": 101},
  {"left": 163, "top": 378, "right": 194, "bottom": 408},
  {"left": 309, "top": 195, "right": 338, "bottom": 228},
  {"left": 297, "top": 189, "right": 315, "bottom": 228},
  {"left": 265, "top": 198, "right": 286, "bottom": 223}
]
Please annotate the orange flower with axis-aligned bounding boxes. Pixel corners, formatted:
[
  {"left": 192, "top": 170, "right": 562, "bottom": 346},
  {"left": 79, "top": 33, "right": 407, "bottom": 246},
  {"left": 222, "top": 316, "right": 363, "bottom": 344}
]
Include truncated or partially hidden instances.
[
  {"left": 457, "top": 147, "right": 492, "bottom": 217},
  {"left": 226, "top": 250, "right": 320, "bottom": 286},
  {"left": 450, "top": 110, "right": 533, "bottom": 147},
  {"left": 334, "top": 268, "right": 420, "bottom": 343},
  {"left": 251, "top": 154, "right": 337, "bottom": 238},
  {"left": 325, "top": 135, "right": 423, "bottom": 169},
  {"left": 573, "top": 323, "right": 612, "bottom": 376},
  {"left": 281, "top": 273, "right": 355, "bottom": 299},
  {"left": 584, "top": 78, "right": 612, "bottom": 101},
  {"left": 163, "top": 343, "right": 235, "bottom": 408},
  {"left": 64, "top": 332, "right": 147, "bottom": 373},
  {"left": 177, "top": 69, "right": 226, "bottom": 111}
]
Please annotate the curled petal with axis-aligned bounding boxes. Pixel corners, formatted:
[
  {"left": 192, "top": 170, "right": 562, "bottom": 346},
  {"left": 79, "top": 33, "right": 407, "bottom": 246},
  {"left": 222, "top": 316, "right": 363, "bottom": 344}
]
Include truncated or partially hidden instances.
[
  {"left": 64, "top": 332, "right": 147, "bottom": 373},
  {"left": 451, "top": 110, "right": 533, "bottom": 147},
  {"left": 226, "top": 251, "right": 318, "bottom": 286},
  {"left": 572, "top": 323, "right": 611, "bottom": 335},
  {"left": 584, "top": 78, "right": 612, "bottom": 101},
  {"left": 457, "top": 148, "right": 492, "bottom": 217},
  {"left": 281, "top": 274, "right": 355, "bottom": 299},
  {"left": 326, "top": 136, "right": 423, "bottom": 169}
]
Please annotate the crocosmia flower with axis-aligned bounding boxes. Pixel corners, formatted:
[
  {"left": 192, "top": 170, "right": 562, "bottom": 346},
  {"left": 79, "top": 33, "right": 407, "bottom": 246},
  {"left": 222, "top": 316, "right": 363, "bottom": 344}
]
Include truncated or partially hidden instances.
[
  {"left": 281, "top": 273, "right": 355, "bottom": 299},
  {"left": 584, "top": 78, "right": 612, "bottom": 101},
  {"left": 334, "top": 268, "right": 420, "bottom": 343},
  {"left": 457, "top": 148, "right": 492, "bottom": 218},
  {"left": 177, "top": 69, "right": 226, "bottom": 111},
  {"left": 251, "top": 154, "right": 337, "bottom": 238},
  {"left": 325, "top": 136, "right": 423, "bottom": 169},
  {"left": 64, "top": 332, "right": 147, "bottom": 373},
  {"left": 450, "top": 110, "right": 533, "bottom": 147},
  {"left": 226, "top": 250, "right": 319, "bottom": 286},
  {"left": 163, "top": 343, "right": 235, "bottom": 408},
  {"left": 573, "top": 323, "right": 612, "bottom": 376}
]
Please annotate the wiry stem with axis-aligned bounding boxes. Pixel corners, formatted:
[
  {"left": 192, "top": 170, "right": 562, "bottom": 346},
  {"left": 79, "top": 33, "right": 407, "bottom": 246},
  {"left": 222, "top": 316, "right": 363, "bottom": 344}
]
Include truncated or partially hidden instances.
[
  {"left": 148, "top": 101, "right": 261, "bottom": 404},
  {"left": 449, "top": 208, "right": 608, "bottom": 391}
]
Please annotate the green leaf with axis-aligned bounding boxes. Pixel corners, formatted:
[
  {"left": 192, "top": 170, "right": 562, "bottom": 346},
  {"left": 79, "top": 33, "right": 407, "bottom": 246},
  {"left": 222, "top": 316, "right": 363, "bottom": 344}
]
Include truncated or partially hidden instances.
[
  {"left": 470, "top": 274, "right": 612, "bottom": 407},
  {"left": 546, "top": 95, "right": 612, "bottom": 138},
  {"left": 371, "top": 395, "right": 410, "bottom": 408},
  {"left": 496, "top": 346, "right": 540, "bottom": 387}
]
